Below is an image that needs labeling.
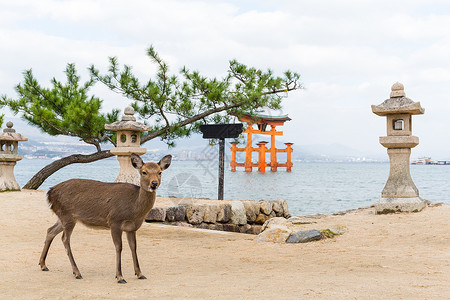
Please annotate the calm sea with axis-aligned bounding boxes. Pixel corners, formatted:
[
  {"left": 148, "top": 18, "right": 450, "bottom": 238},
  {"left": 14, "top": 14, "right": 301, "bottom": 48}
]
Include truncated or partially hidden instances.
[{"left": 15, "top": 158, "right": 450, "bottom": 215}]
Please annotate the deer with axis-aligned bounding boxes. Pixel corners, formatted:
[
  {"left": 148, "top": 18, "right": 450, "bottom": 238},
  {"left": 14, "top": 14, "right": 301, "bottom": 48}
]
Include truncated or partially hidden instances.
[{"left": 38, "top": 153, "right": 172, "bottom": 284}]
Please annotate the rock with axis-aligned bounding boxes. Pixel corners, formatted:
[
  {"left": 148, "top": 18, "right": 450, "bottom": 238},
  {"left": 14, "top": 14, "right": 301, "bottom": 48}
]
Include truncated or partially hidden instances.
[
  {"left": 261, "top": 217, "right": 292, "bottom": 232},
  {"left": 173, "top": 221, "right": 193, "bottom": 228},
  {"left": 257, "top": 227, "right": 291, "bottom": 243},
  {"left": 286, "top": 230, "right": 322, "bottom": 243},
  {"left": 186, "top": 205, "right": 205, "bottom": 225},
  {"left": 280, "top": 199, "right": 290, "bottom": 218},
  {"left": 165, "top": 205, "right": 186, "bottom": 222},
  {"left": 197, "top": 223, "right": 209, "bottom": 229},
  {"left": 223, "top": 223, "right": 240, "bottom": 232},
  {"left": 230, "top": 201, "right": 247, "bottom": 225},
  {"left": 255, "top": 213, "right": 270, "bottom": 225},
  {"left": 272, "top": 200, "right": 283, "bottom": 217},
  {"left": 145, "top": 207, "right": 166, "bottom": 222},
  {"left": 203, "top": 204, "right": 219, "bottom": 223},
  {"left": 249, "top": 225, "right": 262, "bottom": 235},
  {"left": 287, "top": 216, "right": 317, "bottom": 225},
  {"left": 217, "top": 203, "right": 232, "bottom": 223},
  {"left": 259, "top": 200, "right": 273, "bottom": 215},
  {"left": 243, "top": 201, "right": 259, "bottom": 223},
  {"left": 239, "top": 224, "right": 252, "bottom": 234},
  {"left": 208, "top": 223, "right": 224, "bottom": 231},
  {"left": 269, "top": 211, "right": 276, "bottom": 218},
  {"left": 327, "top": 225, "right": 348, "bottom": 235}
]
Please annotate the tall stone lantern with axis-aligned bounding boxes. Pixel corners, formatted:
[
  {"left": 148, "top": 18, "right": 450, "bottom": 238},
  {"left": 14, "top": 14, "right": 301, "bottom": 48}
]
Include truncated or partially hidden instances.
[
  {"left": 105, "top": 106, "right": 151, "bottom": 185},
  {"left": 371, "top": 82, "right": 426, "bottom": 213},
  {"left": 0, "top": 122, "right": 28, "bottom": 191}
]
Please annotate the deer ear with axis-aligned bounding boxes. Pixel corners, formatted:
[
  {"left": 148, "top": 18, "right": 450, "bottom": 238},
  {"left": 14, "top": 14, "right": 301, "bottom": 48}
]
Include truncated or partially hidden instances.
[
  {"left": 131, "top": 153, "right": 144, "bottom": 169},
  {"left": 158, "top": 155, "right": 172, "bottom": 171}
]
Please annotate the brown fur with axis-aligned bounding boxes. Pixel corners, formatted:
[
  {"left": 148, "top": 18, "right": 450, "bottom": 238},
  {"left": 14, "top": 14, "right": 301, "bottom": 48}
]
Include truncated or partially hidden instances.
[{"left": 38, "top": 154, "right": 172, "bottom": 283}]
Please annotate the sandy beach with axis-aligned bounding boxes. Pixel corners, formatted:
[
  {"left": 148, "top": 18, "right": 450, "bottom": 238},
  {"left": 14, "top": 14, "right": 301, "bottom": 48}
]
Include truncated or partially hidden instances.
[{"left": 0, "top": 189, "right": 448, "bottom": 299}]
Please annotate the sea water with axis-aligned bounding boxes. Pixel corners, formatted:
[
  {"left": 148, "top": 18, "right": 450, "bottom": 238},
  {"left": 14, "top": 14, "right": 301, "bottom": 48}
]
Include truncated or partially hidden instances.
[{"left": 15, "top": 158, "right": 450, "bottom": 215}]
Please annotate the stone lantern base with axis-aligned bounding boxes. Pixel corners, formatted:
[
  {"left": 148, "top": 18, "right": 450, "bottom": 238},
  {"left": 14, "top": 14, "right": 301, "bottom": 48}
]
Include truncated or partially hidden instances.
[
  {"left": 375, "top": 197, "right": 427, "bottom": 214},
  {"left": 0, "top": 161, "right": 21, "bottom": 191}
]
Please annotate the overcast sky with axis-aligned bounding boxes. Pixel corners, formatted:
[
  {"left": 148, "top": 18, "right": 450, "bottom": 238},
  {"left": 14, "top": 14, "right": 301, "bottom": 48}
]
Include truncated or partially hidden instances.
[{"left": 1, "top": 0, "right": 450, "bottom": 158}]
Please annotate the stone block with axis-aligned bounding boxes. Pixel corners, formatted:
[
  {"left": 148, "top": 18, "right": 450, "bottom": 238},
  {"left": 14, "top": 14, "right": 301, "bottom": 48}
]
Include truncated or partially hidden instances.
[
  {"left": 197, "top": 223, "right": 209, "bottom": 229},
  {"left": 230, "top": 201, "right": 247, "bottom": 225},
  {"left": 259, "top": 200, "right": 273, "bottom": 215},
  {"left": 223, "top": 223, "right": 240, "bottom": 232},
  {"left": 165, "top": 205, "right": 186, "bottom": 222},
  {"left": 208, "top": 223, "right": 224, "bottom": 231},
  {"left": 145, "top": 207, "right": 166, "bottom": 222},
  {"left": 239, "top": 224, "right": 252, "bottom": 234},
  {"left": 272, "top": 200, "right": 283, "bottom": 217},
  {"left": 186, "top": 205, "right": 205, "bottom": 225},
  {"left": 286, "top": 230, "right": 322, "bottom": 243},
  {"left": 217, "top": 203, "right": 231, "bottom": 223},
  {"left": 375, "top": 197, "right": 426, "bottom": 214},
  {"left": 281, "top": 199, "right": 290, "bottom": 218},
  {"left": 255, "top": 213, "right": 269, "bottom": 225},
  {"left": 250, "top": 225, "right": 262, "bottom": 235},
  {"left": 261, "top": 217, "right": 292, "bottom": 232},
  {"left": 257, "top": 227, "right": 291, "bottom": 243},
  {"left": 242, "top": 200, "right": 259, "bottom": 223},
  {"left": 203, "top": 204, "right": 219, "bottom": 223}
]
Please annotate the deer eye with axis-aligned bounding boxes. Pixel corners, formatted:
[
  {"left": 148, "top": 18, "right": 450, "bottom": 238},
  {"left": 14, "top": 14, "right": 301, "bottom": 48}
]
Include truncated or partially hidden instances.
[
  {"left": 158, "top": 172, "right": 162, "bottom": 175},
  {"left": 142, "top": 171, "right": 147, "bottom": 175}
]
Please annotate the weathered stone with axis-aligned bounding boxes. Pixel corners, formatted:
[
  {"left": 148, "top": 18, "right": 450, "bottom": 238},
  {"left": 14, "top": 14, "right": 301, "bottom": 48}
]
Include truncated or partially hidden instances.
[
  {"left": 145, "top": 207, "right": 166, "bottom": 222},
  {"left": 165, "top": 205, "right": 186, "bottom": 222},
  {"left": 280, "top": 199, "right": 290, "bottom": 218},
  {"left": 259, "top": 200, "right": 273, "bottom": 215},
  {"left": 261, "top": 217, "right": 293, "bottom": 232},
  {"left": 257, "top": 227, "right": 291, "bottom": 243},
  {"left": 250, "top": 225, "right": 262, "bottom": 235},
  {"left": 203, "top": 204, "right": 219, "bottom": 223},
  {"left": 269, "top": 211, "right": 276, "bottom": 218},
  {"left": 287, "top": 216, "right": 317, "bottom": 225},
  {"left": 223, "top": 223, "right": 240, "bottom": 232},
  {"left": 286, "top": 230, "right": 322, "bottom": 243},
  {"left": 197, "top": 223, "right": 209, "bottom": 229},
  {"left": 230, "top": 201, "right": 247, "bottom": 225},
  {"left": 327, "top": 225, "right": 348, "bottom": 235},
  {"left": 186, "top": 205, "right": 205, "bottom": 225},
  {"left": 255, "top": 213, "right": 269, "bottom": 225},
  {"left": 173, "top": 221, "right": 193, "bottom": 228},
  {"left": 243, "top": 201, "right": 259, "bottom": 223},
  {"left": 208, "top": 223, "right": 224, "bottom": 231},
  {"left": 375, "top": 197, "right": 426, "bottom": 214},
  {"left": 217, "top": 203, "right": 231, "bottom": 223},
  {"left": 239, "top": 224, "right": 252, "bottom": 234},
  {"left": 272, "top": 200, "right": 283, "bottom": 217}
]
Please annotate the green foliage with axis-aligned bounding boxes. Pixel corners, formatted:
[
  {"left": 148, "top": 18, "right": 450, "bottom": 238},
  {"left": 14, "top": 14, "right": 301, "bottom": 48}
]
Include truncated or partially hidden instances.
[
  {"left": 0, "top": 114, "right": 3, "bottom": 128},
  {"left": 90, "top": 45, "right": 302, "bottom": 146},
  {"left": 0, "top": 64, "right": 119, "bottom": 150}
]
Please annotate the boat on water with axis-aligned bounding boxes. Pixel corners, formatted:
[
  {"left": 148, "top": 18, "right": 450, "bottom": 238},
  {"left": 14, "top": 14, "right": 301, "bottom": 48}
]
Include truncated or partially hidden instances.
[{"left": 411, "top": 157, "right": 450, "bottom": 165}]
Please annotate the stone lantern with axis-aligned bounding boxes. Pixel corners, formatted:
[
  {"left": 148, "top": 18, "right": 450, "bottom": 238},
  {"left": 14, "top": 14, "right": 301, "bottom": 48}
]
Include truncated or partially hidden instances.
[
  {"left": 105, "top": 106, "right": 151, "bottom": 185},
  {"left": 371, "top": 82, "right": 426, "bottom": 213},
  {"left": 0, "top": 122, "right": 28, "bottom": 191}
]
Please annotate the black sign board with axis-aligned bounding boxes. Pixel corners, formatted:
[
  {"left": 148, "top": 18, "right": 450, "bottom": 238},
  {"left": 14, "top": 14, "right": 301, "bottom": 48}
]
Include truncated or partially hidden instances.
[
  {"left": 199, "top": 123, "right": 243, "bottom": 200},
  {"left": 199, "top": 124, "right": 243, "bottom": 139}
]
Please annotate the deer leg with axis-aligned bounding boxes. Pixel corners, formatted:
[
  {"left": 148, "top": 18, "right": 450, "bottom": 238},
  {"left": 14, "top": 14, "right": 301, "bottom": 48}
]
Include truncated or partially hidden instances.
[
  {"left": 111, "top": 226, "right": 126, "bottom": 283},
  {"left": 61, "top": 221, "right": 82, "bottom": 279},
  {"left": 39, "top": 220, "right": 63, "bottom": 271},
  {"left": 126, "top": 231, "right": 146, "bottom": 279}
]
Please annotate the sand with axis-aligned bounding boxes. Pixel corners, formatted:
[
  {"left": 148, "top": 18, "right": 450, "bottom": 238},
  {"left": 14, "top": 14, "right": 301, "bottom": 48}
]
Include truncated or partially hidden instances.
[{"left": 0, "top": 190, "right": 448, "bottom": 299}]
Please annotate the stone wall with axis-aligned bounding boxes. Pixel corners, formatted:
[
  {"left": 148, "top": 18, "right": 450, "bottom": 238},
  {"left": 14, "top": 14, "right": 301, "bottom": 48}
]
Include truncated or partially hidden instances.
[{"left": 145, "top": 199, "right": 290, "bottom": 235}]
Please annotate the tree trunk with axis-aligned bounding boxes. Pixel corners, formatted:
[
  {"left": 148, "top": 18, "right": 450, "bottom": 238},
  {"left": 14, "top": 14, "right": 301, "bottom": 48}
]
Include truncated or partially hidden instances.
[{"left": 23, "top": 150, "right": 114, "bottom": 190}]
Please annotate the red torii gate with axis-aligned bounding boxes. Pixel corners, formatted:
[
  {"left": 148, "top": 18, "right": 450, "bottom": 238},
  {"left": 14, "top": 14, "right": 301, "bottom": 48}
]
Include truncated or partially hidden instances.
[{"left": 230, "top": 114, "right": 293, "bottom": 172}]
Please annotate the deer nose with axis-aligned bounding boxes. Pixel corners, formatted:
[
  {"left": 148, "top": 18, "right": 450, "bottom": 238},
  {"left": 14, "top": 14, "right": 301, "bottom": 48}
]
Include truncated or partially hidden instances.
[{"left": 151, "top": 181, "right": 158, "bottom": 188}]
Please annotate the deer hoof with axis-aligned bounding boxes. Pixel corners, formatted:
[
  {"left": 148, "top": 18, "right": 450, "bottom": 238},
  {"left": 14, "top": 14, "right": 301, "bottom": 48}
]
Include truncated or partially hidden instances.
[
  {"left": 117, "top": 279, "right": 127, "bottom": 284},
  {"left": 75, "top": 275, "right": 83, "bottom": 279},
  {"left": 41, "top": 267, "right": 49, "bottom": 271},
  {"left": 138, "top": 275, "right": 147, "bottom": 280}
]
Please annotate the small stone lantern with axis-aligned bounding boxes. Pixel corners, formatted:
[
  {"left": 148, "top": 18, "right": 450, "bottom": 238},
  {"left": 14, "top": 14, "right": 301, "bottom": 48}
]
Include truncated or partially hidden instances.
[
  {"left": 371, "top": 82, "right": 426, "bottom": 213},
  {"left": 105, "top": 106, "right": 151, "bottom": 185},
  {"left": 0, "top": 122, "right": 28, "bottom": 191}
]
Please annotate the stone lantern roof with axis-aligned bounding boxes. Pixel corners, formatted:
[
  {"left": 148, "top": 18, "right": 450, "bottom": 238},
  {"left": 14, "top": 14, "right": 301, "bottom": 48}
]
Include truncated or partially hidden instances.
[
  {"left": 0, "top": 122, "right": 28, "bottom": 141},
  {"left": 371, "top": 82, "right": 425, "bottom": 116},
  {"left": 104, "top": 106, "right": 152, "bottom": 132}
]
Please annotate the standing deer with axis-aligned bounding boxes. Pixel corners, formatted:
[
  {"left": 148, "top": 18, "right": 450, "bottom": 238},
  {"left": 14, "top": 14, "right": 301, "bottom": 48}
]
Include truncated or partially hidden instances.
[{"left": 38, "top": 153, "right": 172, "bottom": 283}]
